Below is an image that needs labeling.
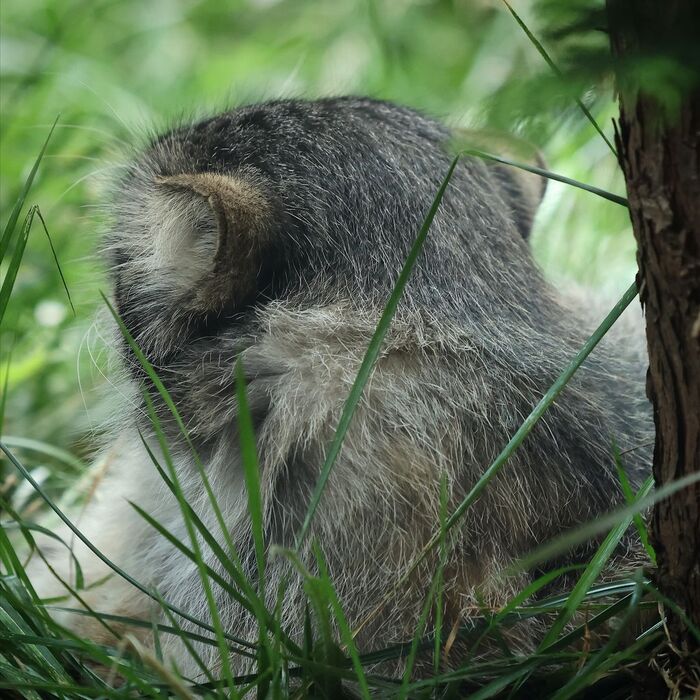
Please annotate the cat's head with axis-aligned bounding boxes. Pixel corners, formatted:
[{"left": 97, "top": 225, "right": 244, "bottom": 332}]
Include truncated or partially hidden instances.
[{"left": 107, "top": 97, "right": 547, "bottom": 365}]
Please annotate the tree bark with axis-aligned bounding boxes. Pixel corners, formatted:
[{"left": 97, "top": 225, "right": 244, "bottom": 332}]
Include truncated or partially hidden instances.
[{"left": 607, "top": 0, "right": 700, "bottom": 662}]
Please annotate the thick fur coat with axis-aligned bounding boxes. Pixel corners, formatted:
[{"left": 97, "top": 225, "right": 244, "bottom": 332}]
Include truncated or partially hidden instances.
[{"left": 30, "top": 97, "right": 652, "bottom": 678}]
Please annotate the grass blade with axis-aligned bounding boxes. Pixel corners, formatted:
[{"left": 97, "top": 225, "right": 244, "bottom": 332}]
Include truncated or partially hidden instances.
[
  {"left": 295, "top": 155, "right": 461, "bottom": 548},
  {"left": 501, "top": 1, "right": 617, "bottom": 157},
  {"left": 235, "top": 359, "right": 266, "bottom": 595},
  {"left": 34, "top": 207, "right": 75, "bottom": 316},
  {"left": 536, "top": 474, "right": 654, "bottom": 651},
  {"left": 0, "top": 436, "right": 86, "bottom": 473},
  {"left": 0, "top": 439, "right": 254, "bottom": 654},
  {"left": 458, "top": 147, "right": 628, "bottom": 207},
  {"left": 139, "top": 390, "right": 238, "bottom": 692},
  {"left": 512, "top": 471, "right": 699, "bottom": 573},
  {"left": 0, "top": 342, "right": 12, "bottom": 431},
  {"left": 101, "top": 292, "right": 264, "bottom": 612},
  {"left": 0, "top": 206, "right": 34, "bottom": 323},
  {"left": 313, "top": 544, "right": 371, "bottom": 699},
  {"left": 549, "top": 574, "right": 646, "bottom": 700},
  {"left": 352, "top": 280, "right": 640, "bottom": 640},
  {"left": 613, "top": 443, "right": 656, "bottom": 565},
  {"left": 1, "top": 116, "right": 58, "bottom": 262},
  {"left": 444, "top": 282, "right": 638, "bottom": 534},
  {"left": 104, "top": 293, "right": 304, "bottom": 665},
  {"left": 138, "top": 432, "right": 301, "bottom": 658}
]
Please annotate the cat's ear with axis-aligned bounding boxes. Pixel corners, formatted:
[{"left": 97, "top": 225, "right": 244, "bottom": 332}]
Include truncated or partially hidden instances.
[
  {"left": 110, "top": 171, "right": 280, "bottom": 362},
  {"left": 486, "top": 150, "right": 548, "bottom": 241},
  {"left": 452, "top": 129, "right": 547, "bottom": 240},
  {"left": 154, "top": 172, "right": 276, "bottom": 309}
]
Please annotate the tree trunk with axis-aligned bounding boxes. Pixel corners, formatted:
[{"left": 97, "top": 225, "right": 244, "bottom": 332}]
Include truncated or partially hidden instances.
[{"left": 607, "top": 0, "right": 700, "bottom": 666}]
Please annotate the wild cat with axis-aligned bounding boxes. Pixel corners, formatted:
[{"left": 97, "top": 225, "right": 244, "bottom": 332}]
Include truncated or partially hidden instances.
[{"left": 29, "top": 97, "right": 652, "bottom": 678}]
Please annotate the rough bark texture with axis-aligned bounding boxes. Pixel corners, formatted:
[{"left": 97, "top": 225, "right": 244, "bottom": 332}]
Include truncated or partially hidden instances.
[{"left": 608, "top": 0, "right": 700, "bottom": 663}]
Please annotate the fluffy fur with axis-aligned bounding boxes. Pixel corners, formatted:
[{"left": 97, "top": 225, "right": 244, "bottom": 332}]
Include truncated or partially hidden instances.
[{"left": 30, "top": 97, "right": 652, "bottom": 679}]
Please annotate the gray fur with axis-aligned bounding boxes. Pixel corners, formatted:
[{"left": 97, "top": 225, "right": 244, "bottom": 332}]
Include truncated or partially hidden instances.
[{"left": 30, "top": 97, "right": 652, "bottom": 678}]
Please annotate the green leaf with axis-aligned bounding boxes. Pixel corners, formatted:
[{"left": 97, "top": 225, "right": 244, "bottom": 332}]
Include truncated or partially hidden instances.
[
  {"left": 34, "top": 207, "right": 75, "bottom": 316},
  {"left": 137, "top": 431, "right": 300, "bottom": 659},
  {"left": 138, "top": 390, "right": 239, "bottom": 692},
  {"left": 549, "top": 574, "right": 646, "bottom": 700},
  {"left": 0, "top": 436, "right": 87, "bottom": 473}
]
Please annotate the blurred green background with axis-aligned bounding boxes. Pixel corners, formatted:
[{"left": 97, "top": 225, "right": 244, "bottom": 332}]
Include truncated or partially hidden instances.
[{"left": 1, "top": 0, "right": 635, "bottom": 481}]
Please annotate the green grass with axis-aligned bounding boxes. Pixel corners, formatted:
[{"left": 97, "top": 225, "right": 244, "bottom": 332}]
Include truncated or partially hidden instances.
[{"left": 0, "top": 0, "right": 681, "bottom": 697}]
